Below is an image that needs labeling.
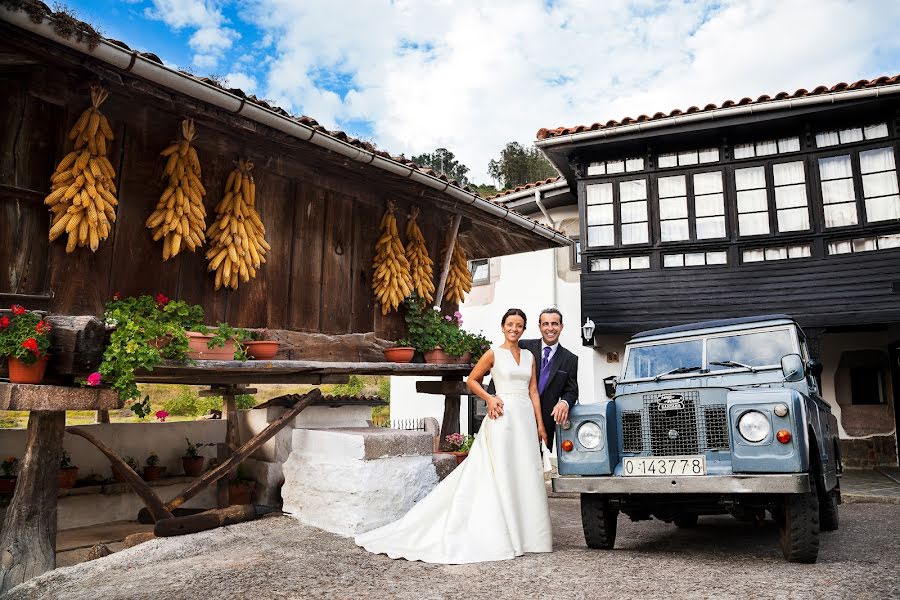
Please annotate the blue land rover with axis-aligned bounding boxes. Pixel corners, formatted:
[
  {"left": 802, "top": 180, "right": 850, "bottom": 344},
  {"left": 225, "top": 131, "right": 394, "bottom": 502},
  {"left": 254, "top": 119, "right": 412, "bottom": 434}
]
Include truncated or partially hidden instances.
[{"left": 554, "top": 315, "right": 841, "bottom": 563}]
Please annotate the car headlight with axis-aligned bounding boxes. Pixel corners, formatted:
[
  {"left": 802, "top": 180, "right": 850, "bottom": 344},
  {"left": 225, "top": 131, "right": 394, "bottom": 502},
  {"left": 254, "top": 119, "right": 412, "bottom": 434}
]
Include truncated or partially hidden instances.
[
  {"left": 577, "top": 421, "right": 602, "bottom": 449},
  {"left": 738, "top": 410, "right": 771, "bottom": 443}
]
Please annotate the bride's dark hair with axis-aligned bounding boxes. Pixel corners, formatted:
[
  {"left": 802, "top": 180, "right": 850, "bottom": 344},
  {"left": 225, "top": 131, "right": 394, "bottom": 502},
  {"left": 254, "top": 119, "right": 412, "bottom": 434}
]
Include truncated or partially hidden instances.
[{"left": 501, "top": 308, "right": 527, "bottom": 328}]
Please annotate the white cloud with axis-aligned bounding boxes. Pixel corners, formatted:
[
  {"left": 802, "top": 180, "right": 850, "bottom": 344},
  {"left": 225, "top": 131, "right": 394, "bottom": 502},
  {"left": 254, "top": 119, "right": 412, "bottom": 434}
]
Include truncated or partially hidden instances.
[
  {"left": 145, "top": 0, "right": 239, "bottom": 68},
  {"left": 238, "top": 0, "right": 900, "bottom": 184},
  {"left": 223, "top": 72, "right": 258, "bottom": 93}
]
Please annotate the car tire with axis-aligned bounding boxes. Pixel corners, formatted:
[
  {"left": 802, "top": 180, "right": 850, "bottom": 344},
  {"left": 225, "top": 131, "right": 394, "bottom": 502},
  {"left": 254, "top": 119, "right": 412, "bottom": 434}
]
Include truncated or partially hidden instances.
[
  {"left": 819, "top": 483, "right": 839, "bottom": 532},
  {"left": 778, "top": 473, "right": 820, "bottom": 563},
  {"left": 673, "top": 513, "right": 699, "bottom": 528},
  {"left": 581, "top": 494, "right": 618, "bottom": 550}
]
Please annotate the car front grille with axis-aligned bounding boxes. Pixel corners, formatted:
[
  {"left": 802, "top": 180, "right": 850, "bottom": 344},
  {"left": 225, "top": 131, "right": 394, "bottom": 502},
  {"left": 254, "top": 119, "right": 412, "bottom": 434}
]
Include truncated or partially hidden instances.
[{"left": 619, "top": 392, "right": 729, "bottom": 456}]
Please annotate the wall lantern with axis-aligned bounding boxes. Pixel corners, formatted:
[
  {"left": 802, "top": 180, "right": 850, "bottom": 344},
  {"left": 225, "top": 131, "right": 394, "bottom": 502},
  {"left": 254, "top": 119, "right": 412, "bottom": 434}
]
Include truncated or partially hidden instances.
[{"left": 581, "top": 317, "right": 595, "bottom": 345}]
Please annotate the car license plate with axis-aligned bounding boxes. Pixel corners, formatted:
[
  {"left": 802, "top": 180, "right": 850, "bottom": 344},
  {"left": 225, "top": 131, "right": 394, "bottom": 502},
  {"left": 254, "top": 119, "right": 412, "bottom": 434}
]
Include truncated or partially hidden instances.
[{"left": 623, "top": 455, "right": 707, "bottom": 476}]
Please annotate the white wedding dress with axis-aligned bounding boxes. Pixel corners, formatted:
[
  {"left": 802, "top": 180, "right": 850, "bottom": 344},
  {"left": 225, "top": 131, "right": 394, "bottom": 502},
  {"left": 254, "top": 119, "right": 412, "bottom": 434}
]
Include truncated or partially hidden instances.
[{"left": 355, "top": 346, "right": 552, "bottom": 564}]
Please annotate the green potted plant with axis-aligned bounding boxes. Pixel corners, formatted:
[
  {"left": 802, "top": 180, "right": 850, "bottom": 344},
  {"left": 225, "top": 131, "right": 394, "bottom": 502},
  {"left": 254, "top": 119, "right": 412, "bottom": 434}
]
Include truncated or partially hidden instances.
[
  {"left": 142, "top": 452, "right": 165, "bottom": 481},
  {"left": 112, "top": 455, "right": 139, "bottom": 483},
  {"left": 243, "top": 329, "right": 281, "bottom": 360},
  {"left": 0, "top": 456, "right": 18, "bottom": 495},
  {"left": 186, "top": 323, "right": 248, "bottom": 360},
  {"left": 441, "top": 433, "right": 475, "bottom": 464},
  {"left": 0, "top": 305, "right": 52, "bottom": 384},
  {"left": 383, "top": 338, "right": 415, "bottom": 363},
  {"left": 182, "top": 438, "right": 214, "bottom": 477},
  {"left": 58, "top": 449, "right": 78, "bottom": 489},
  {"left": 401, "top": 296, "right": 489, "bottom": 364}
]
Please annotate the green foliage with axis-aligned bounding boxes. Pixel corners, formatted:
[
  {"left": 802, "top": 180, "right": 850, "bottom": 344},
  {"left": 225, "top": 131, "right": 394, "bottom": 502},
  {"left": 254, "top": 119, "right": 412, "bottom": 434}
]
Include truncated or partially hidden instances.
[
  {"left": 130, "top": 396, "right": 152, "bottom": 419},
  {"left": 376, "top": 377, "right": 391, "bottom": 402},
  {"left": 471, "top": 183, "right": 500, "bottom": 198},
  {"left": 163, "top": 387, "right": 202, "bottom": 416},
  {"left": 410, "top": 148, "right": 470, "bottom": 186},
  {"left": 400, "top": 295, "right": 491, "bottom": 360},
  {"left": 331, "top": 375, "right": 365, "bottom": 396},
  {"left": 1, "top": 456, "right": 18, "bottom": 477},
  {"left": 487, "top": 141, "right": 558, "bottom": 190},
  {"left": 125, "top": 456, "right": 139, "bottom": 470},
  {"left": 60, "top": 449, "right": 74, "bottom": 469},
  {"left": 183, "top": 437, "right": 214, "bottom": 458},
  {"left": 0, "top": 306, "right": 52, "bottom": 365},
  {"left": 145, "top": 452, "right": 160, "bottom": 467},
  {"left": 235, "top": 394, "right": 257, "bottom": 409}
]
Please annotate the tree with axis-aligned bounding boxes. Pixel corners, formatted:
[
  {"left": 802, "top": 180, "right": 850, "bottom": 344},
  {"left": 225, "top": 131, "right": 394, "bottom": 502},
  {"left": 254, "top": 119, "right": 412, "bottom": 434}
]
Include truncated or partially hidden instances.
[
  {"left": 487, "top": 142, "right": 558, "bottom": 190},
  {"left": 410, "top": 148, "right": 470, "bottom": 186},
  {"left": 470, "top": 183, "right": 499, "bottom": 198}
]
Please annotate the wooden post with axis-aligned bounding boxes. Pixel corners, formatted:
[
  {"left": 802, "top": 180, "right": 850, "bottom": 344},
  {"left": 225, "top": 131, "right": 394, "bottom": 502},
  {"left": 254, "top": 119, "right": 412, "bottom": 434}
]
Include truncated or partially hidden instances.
[
  {"left": 438, "top": 374, "right": 463, "bottom": 450},
  {"left": 0, "top": 411, "right": 65, "bottom": 594},
  {"left": 96, "top": 410, "right": 110, "bottom": 423},
  {"left": 202, "top": 385, "right": 245, "bottom": 508},
  {"left": 433, "top": 214, "right": 462, "bottom": 310}
]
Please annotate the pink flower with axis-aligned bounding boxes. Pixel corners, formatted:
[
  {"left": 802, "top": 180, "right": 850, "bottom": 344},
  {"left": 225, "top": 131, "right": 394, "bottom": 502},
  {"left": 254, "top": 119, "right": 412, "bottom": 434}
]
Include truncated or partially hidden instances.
[
  {"left": 11, "top": 305, "right": 25, "bottom": 316},
  {"left": 445, "top": 315, "right": 452, "bottom": 321},
  {"left": 453, "top": 311, "right": 463, "bottom": 324},
  {"left": 155, "top": 293, "right": 169, "bottom": 306},
  {"left": 155, "top": 410, "right": 169, "bottom": 422},
  {"left": 86, "top": 372, "right": 101, "bottom": 386}
]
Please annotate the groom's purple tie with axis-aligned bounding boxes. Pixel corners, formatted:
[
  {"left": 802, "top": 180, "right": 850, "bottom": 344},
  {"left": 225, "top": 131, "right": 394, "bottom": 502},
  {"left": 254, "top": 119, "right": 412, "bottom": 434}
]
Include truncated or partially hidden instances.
[{"left": 539, "top": 346, "right": 552, "bottom": 393}]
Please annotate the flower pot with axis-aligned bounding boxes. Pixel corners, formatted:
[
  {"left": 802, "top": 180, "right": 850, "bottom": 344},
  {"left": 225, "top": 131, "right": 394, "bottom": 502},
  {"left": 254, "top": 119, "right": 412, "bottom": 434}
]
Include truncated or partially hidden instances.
[
  {"left": 244, "top": 340, "right": 280, "bottom": 360},
  {"left": 58, "top": 467, "right": 78, "bottom": 489},
  {"left": 0, "top": 477, "right": 16, "bottom": 495},
  {"left": 148, "top": 334, "right": 173, "bottom": 350},
  {"left": 228, "top": 480, "right": 256, "bottom": 505},
  {"left": 7, "top": 355, "right": 49, "bottom": 384},
  {"left": 382, "top": 347, "right": 415, "bottom": 363},
  {"left": 438, "top": 451, "right": 468, "bottom": 465},
  {"left": 142, "top": 465, "right": 166, "bottom": 481},
  {"left": 455, "top": 352, "right": 472, "bottom": 365},
  {"left": 423, "top": 348, "right": 454, "bottom": 364},
  {"left": 185, "top": 331, "right": 236, "bottom": 360},
  {"left": 182, "top": 456, "right": 205, "bottom": 477}
]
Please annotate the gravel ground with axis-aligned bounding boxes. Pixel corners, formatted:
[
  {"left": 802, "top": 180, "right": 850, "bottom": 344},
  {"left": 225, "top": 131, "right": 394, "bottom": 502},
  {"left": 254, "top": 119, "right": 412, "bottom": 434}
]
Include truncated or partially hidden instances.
[{"left": 7, "top": 499, "right": 900, "bottom": 600}]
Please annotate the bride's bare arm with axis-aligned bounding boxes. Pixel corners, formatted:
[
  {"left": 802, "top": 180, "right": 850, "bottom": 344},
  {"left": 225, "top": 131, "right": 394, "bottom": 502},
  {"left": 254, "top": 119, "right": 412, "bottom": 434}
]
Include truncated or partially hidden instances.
[
  {"left": 529, "top": 359, "right": 548, "bottom": 444},
  {"left": 467, "top": 350, "right": 503, "bottom": 418}
]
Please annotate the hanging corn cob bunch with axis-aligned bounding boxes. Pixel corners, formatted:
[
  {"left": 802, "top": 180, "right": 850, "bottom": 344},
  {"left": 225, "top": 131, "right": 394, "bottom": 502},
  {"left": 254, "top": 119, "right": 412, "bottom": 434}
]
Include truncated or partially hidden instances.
[
  {"left": 146, "top": 119, "right": 207, "bottom": 260},
  {"left": 205, "top": 159, "right": 269, "bottom": 290},
  {"left": 404, "top": 206, "right": 435, "bottom": 304},
  {"left": 441, "top": 222, "right": 472, "bottom": 305},
  {"left": 45, "top": 85, "right": 117, "bottom": 253},
  {"left": 372, "top": 200, "right": 413, "bottom": 314}
]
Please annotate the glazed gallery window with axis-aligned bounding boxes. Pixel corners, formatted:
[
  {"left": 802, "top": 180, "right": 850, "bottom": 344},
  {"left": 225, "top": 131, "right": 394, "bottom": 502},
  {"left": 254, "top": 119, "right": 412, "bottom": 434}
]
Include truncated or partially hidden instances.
[
  {"left": 771, "top": 161, "right": 809, "bottom": 232},
  {"left": 590, "top": 256, "right": 650, "bottom": 271},
  {"left": 587, "top": 157, "right": 645, "bottom": 175},
  {"left": 585, "top": 183, "right": 614, "bottom": 246},
  {"left": 658, "top": 175, "right": 689, "bottom": 241},
  {"left": 657, "top": 171, "right": 725, "bottom": 242},
  {"left": 657, "top": 148, "right": 719, "bottom": 168},
  {"left": 693, "top": 171, "right": 726, "bottom": 239},
  {"left": 818, "top": 154, "right": 858, "bottom": 227},
  {"left": 584, "top": 179, "right": 648, "bottom": 247},
  {"left": 662, "top": 251, "right": 727, "bottom": 267},
  {"left": 819, "top": 147, "right": 900, "bottom": 227},
  {"left": 827, "top": 233, "right": 900, "bottom": 255},
  {"left": 743, "top": 244, "right": 811, "bottom": 263},
  {"left": 815, "top": 123, "right": 889, "bottom": 148},
  {"left": 734, "top": 136, "right": 800, "bottom": 160},
  {"left": 735, "top": 167, "right": 769, "bottom": 236},
  {"left": 619, "top": 179, "right": 648, "bottom": 245}
]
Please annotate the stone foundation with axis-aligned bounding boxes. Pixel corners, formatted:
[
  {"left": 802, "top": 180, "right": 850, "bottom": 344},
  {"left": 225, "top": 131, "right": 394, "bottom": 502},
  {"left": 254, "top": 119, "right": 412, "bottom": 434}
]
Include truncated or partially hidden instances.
[{"left": 840, "top": 435, "right": 899, "bottom": 469}]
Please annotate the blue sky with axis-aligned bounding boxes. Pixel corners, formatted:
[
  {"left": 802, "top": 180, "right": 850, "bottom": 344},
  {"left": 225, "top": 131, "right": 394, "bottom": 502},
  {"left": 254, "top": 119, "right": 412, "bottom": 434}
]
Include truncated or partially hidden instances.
[{"left": 61, "top": 1, "right": 900, "bottom": 184}]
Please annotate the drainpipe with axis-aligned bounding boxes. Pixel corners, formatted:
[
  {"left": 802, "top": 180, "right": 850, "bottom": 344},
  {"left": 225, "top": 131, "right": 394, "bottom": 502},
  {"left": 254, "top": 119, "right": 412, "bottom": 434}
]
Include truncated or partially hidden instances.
[{"left": 534, "top": 189, "right": 558, "bottom": 309}]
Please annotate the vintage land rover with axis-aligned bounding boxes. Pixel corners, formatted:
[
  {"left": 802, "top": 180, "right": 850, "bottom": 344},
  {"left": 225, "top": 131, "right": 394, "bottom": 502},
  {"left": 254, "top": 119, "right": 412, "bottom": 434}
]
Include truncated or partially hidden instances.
[{"left": 553, "top": 315, "right": 841, "bottom": 563}]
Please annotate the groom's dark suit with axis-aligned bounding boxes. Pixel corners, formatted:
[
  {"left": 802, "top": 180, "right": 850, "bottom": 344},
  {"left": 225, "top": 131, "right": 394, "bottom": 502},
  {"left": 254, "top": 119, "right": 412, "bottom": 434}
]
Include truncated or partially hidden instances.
[{"left": 518, "top": 339, "right": 578, "bottom": 448}]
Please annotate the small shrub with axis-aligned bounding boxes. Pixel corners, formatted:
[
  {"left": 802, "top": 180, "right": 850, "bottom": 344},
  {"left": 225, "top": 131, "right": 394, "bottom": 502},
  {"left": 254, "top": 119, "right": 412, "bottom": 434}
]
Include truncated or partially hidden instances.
[
  {"left": 163, "top": 386, "right": 201, "bottom": 416},
  {"left": 331, "top": 375, "right": 365, "bottom": 396},
  {"left": 376, "top": 377, "right": 390, "bottom": 402}
]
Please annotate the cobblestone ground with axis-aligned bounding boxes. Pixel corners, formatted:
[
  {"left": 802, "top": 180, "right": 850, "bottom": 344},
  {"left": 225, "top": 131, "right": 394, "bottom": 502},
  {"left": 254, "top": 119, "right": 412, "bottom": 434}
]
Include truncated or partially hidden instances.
[{"left": 9, "top": 499, "right": 900, "bottom": 600}]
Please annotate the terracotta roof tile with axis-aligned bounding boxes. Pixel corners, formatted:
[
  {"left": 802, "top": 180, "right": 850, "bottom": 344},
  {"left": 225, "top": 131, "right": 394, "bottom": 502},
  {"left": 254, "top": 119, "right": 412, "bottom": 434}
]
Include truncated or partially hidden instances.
[
  {"left": 487, "top": 176, "right": 562, "bottom": 200},
  {"left": 536, "top": 74, "right": 900, "bottom": 141}
]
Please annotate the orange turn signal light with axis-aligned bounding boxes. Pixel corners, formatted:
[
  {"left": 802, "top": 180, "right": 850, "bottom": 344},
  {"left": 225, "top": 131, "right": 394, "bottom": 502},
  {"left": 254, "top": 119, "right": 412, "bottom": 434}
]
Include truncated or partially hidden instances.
[
  {"left": 561, "top": 439, "right": 574, "bottom": 452},
  {"left": 776, "top": 430, "right": 792, "bottom": 444}
]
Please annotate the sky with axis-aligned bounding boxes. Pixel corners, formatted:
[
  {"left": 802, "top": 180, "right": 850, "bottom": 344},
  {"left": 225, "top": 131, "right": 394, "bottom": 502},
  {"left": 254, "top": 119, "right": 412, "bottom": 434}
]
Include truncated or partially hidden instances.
[{"left": 62, "top": 0, "right": 900, "bottom": 185}]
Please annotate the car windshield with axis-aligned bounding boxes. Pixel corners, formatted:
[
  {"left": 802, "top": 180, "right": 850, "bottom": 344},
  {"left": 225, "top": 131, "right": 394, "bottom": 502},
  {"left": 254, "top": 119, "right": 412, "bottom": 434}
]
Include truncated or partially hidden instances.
[
  {"left": 707, "top": 329, "right": 794, "bottom": 370},
  {"left": 624, "top": 340, "right": 703, "bottom": 380}
]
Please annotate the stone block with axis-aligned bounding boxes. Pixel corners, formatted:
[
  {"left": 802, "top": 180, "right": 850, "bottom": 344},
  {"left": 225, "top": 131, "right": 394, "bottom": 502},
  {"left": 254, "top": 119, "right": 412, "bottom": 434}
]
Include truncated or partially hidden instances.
[
  {"left": 243, "top": 457, "right": 284, "bottom": 508},
  {"left": 290, "top": 427, "right": 434, "bottom": 460},
  {"left": 431, "top": 452, "right": 457, "bottom": 481}
]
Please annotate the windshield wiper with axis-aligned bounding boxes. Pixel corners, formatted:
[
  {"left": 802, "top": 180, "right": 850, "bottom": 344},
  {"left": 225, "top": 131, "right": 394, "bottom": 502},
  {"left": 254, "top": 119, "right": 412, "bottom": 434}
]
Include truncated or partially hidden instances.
[
  {"left": 653, "top": 366, "right": 705, "bottom": 381},
  {"left": 709, "top": 360, "right": 757, "bottom": 373}
]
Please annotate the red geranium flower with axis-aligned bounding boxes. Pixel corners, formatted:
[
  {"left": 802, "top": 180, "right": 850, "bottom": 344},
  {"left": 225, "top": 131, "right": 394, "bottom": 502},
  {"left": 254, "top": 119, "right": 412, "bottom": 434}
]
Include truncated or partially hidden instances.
[
  {"left": 21, "top": 337, "right": 39, "bottom": 355},
  {"left": 0, "top": 316, "right": 9, "bottom": 329},
  {"left": 36, "top": 320, "right": 51, "bottom": 335},
  {"left": 112, "top": 291, "right": 121, "bottom": 301},
  {"left": 11, "top": 305, "right": 25, "bottom": 316},
  {"left": 156, "top": 293, "right": 169, "bottom": 306}
]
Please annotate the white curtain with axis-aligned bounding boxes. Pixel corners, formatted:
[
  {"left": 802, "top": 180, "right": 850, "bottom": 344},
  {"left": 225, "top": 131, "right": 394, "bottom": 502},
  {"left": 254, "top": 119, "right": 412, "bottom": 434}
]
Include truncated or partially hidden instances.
[
  {"left": 620, "top": 200, "right": 647, "bottom": 224},
  {"left": 777, "top": 207, "right": 809, "bottom": 232},
  {"left": 863, "top": 173, "right": 899, "bottom": 198},
  {"left": 821, "top": 179, "right": 855, "bottom": 204},
  {"left": 587, "top": 162, "right": 605, "bottom": 176},
  {"left": 839, "top": 128, "right": 863, "bottom": 144},
  {"left": 631, "top": 256, "right": 650, "bottom": 269},
  {"left": 620, "top": 179, "right": 647, "bottom": 201},
  {"left": 586, "top": 183, "right": 613, "bottom": 205},
  {"left": 658, "top": 153, "right": 677, "bottom": 168},
  {"left": 852, "top": 237, "right": 876, "bottom": 252},
  {"left": 610, "top": 257, "right": 630, "bottom": 270},
  {"left": 860, "top": 147, "right": 896, "bottom": 174},
  {"left": 621, "top": 223, "right": 648, "bottom": 245},
  {"left": 735, "top": 166, "right": 765, "bottom": 190},
  {"left": 696, "top": 216, "right": 726, "bottom": 239},
  {"left": 878, "top": 234, "right": 900, "bottom": 249},
  {"left": 865, "top": 196, "right": 900, "bottom": 222},
  {"left": 778, "top": 137, "right": 800, "bottom": 153},
  {"left": 864, "top": 123, "right": 889, "bottom": 139},
  {"left": 743, "top": 249, "right": 765, "bottom": 262},
  {"left": 684, "top": 253, "right": 705, "bottom": 266},
  {"left": 824, "top": 204, "right": 858, "bottom": 228},
  {"left": 693, "top": 171, "right": 723, "bottom": 194},
  {"left": 696, "top": 193, "right": 724, "bottom": 217},
  {"left": 658, "top": 175, "right": 686, "bottom": 198},
  {"left": 734, "top": 144, "right": 755, "bottom": 159},
  {"left": 765, "top": 247, "right": 788, "bottom": 260},
  {"left": 590, "top": 258, "right": 610, "bottom": 271},
  {"left": 818, "top": 155, "right": 852, "bottom": 181},
  {"left": 660, "top": 219, "right": 689, "bottom": 241},
  {"left": 626, "top": 157, "right": 645, "bottom": 172},
  {"left": 699, "top": 148, "right": 720, "bottom": 163},
  {"left": 663, "top": 254, "right": 684, "bottom": 267},
  {"left": 606, "top": 160, "right": 625, "bottom": 174},
  {"left": 678, "top": 151, "right": 698, "bottom": 166},
  {"left": 587, "top": 204, "right": 614, "bottom": 226},
  {"left": 788, "top": 245, "right": 811, "bottom": 258},
  {"left": 706, "top": 251, "right": 727, "bottom": 265},
  {"left": 827, "top": 240, "right": 852, "bottom": 255},
  {"left": 588, "top": 225, "right": 614, "bottom": 247},
  {"left": 756, "top": 140, "right": 777, "bottom": 156},
  {"left": 738, "top": 212, "right": 769, "bottom": 236},
  {"left": 773, "top": 161, "right": 805, "bottom": 186},
  {"left": 737, "top": 189, "right": 768, "bottom": 213},
  {"left": 775, "top": 185, "right": 807, "bottom": 209},
  {"left": 816, "top": 131, "right": 840, "bottom": 148},
  {"left": 659, "top": 197, "right": 687, "bottom": 219}
]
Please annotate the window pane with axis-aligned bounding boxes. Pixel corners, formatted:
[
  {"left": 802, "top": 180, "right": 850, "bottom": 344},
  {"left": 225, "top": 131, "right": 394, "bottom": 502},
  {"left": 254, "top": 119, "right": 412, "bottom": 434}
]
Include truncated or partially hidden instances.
[
  {"left": 859, "top": 147, "right": 896, "bottom": 174},
  {"left": 471, "top": 260, "right": 489, "bottom": 281},
  {"left": 659, "top": 197, "right": 687, "bottom": 219},
  {"left": 587, "top": 204, "right": 614, "bottom": 225},
  {"left": 828, "top": 240, "right": 852, "bottom": 254},
  {"left": 658, "top": 153, "right": 677, "bottom": 168},
  {"left": 590, "top": 258, "right": 610, "bottom": 271},
  {"left": 816, "top": 131, "right": 840, "bottom": 148},
  {"left": 739, "top": 212, "right": 770, "bottom": 236},
  {"left": 658, "top": 175, "right": 686, "bottom": 198},
  {"left": 818, "top": 155, "right": 852, "bottom": 180},
  {"left": 864, "top": 123, "right": 889, "bottom": 139},
  {"left": 823, "top": 203, "right": 858, "bottom": 228},
  {"left": 588, "top": 225, "right": 614, "bottom": 246},
  {"left": 610, "top": 257, "right": 630, "bottom": 270},
  {"left": 621, "top": 200, "right": 647, "bottom": 224},
  {"left": 631, "top": 256, "right": 650, "bottom": 269},
  {"left": 693, "top": 171, "right": 723, "bottom": 195},
  {"left": 663, "top": 254, "right": 684, "bottom": 267},
  {"left": 737, "top": 189, "right": 768, "bottom": 213},
  {"left": 660, "top": 219, "right": 689, "bottom": 241},
  {"left": 684, "top": 252, "right": 705, "bottom": 266},
  {"left": 865, "top": 195, "right": 900, "bottom": 222},
  {"left": 743, "top": 249, "right": 764, "bottom": 262},
  {"left": 587, "top": 162, "right": 605, "bottom": 176},
  {"left": 706, "top": 251, "right": 727, "bottom": 265},
  {"left": 735, "top": 166, "right": 765, "bottom": 190},
  {"left": 852, "top": 237, "right": 876, "bottom": 252},
  {"left": 620, "top": 179, "right": 647, "bottom": 201},
  {"left": 698, "top": 148, "right": 720, "bottom": 163},
  {"left": 778, "top": 137, "right": 800, "bottom": 153},
  {"left": 775, "top": 184, "right": 807, "bottom": 209},
  {"left": 773, "top": 161, "right": 805, "bottom": 186},
  {"left": 878, "top": 234, "right": 900, "bottom": 249},
  {"left": 821, "top": 178, "right": 856, "bottom": 204},
  {"left": 607, "top": 160, "right": 625, "bottom": 174},
  {"left": 625, "top": 157, "right": 645, "bottom": 172},
  {"left": 777, "top": 207, "right": 809, "bottom": 232},
  {"left": 839, "top": 128, "right": 863, "bottom": 144},
  {"left": 734, "top": 143, "right": 755, "bottom": 159},
  {"left": 788, "top": 245, "right": 811, "bottom": 258},
  {"left": 765, "top": 247, "right": 788, "bottom": 260},
  {"left": 696, "top": 216, "right": 726, "bottom": 239},
  {"left": 678, "top": 151, "right": 698, "bottom": 166},
  {"left": 695, "top": 193, "right": 724, "bottom": 217},
  {"left": 621, "top": 223, "right": 648, "bottom": 245},
  {"left": 863, "top": 171, "right": 900, "bottom": 198},
  {"left": 586, "top": 183, "right": 613, "bottom": 204},
  {"left": 756, "top": 140, "right": 777, "bottom": 156}
]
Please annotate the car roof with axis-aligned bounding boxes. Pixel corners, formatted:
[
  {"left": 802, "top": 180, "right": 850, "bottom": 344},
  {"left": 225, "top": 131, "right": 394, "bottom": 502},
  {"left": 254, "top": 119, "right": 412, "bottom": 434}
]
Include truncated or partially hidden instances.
[{"left": 631, "top": 314, "right": 796, "bottom": 342}]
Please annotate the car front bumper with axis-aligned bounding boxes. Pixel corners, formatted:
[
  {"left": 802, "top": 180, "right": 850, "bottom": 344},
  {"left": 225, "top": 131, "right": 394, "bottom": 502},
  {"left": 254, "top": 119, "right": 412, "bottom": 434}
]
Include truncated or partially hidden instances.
[{"left": 552, "top": 473, "right": 810, "bottom": 494}]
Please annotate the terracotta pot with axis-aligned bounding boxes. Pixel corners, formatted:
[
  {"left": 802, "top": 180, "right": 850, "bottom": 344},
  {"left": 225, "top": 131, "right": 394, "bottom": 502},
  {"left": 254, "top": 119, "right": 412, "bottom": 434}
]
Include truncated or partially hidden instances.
[
  {"left": 148, "top": 334, "right": 172, "bottom": 350},
  {"left": 182, "top": 456, "right": 205, "bottom": 477},
  {"left": 228, "top": 480, "right": 256, "bottom": 505},
  {"left": 456, "top": 351, "right": 472, "bottom": 365},
  {"left": 8, "top": 355, "right": 49, "bottom": 384},
  {"left": 423, "top": 348, "right": 454, "bottom": 364},
  {"left": 142, "top": 465, "right": 166, "bottom": 481},
  {"left": 382, "top": 347, "right": 415, "bottom": 363},
  {"left": 0, "top": 477, "right": 16, "bottom": 495},
  {"left": 244, "top": 340, "right": 280, "bottom": 360},
  {"left": 185, "top": 331, "right": 236, "bottom": 360},
  {"left": 438, "top": 451, "right": 468, "bottom": 465},
  {"left": 58, "top": 467, "right": 78, "bottom": 489}
]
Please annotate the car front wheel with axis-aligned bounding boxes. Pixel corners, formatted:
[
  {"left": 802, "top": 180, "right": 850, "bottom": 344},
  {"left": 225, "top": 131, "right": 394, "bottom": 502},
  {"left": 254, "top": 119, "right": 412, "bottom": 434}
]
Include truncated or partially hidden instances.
[
  {"left": 778, "top": 473, "right": 820, "bottom": 563},
  {"left": 581, "top": 494, "right": 618, "bottom": 549}
]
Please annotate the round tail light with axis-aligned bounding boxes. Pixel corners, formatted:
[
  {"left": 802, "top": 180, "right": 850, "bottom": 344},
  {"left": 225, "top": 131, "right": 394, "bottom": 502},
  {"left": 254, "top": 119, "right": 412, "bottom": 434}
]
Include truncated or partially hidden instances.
[
  {"left": 776, "top": 430, "right": 792, "bottom": 444},
  {"left": 561, "top": 439, "right": 574, "bottom": 452}
]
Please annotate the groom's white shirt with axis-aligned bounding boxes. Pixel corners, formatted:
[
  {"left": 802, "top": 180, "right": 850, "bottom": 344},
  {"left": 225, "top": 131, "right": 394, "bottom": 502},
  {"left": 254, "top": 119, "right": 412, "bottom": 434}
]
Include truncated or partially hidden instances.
[{"left": 540, "top": 340, "right": 559, "bottom": 363}]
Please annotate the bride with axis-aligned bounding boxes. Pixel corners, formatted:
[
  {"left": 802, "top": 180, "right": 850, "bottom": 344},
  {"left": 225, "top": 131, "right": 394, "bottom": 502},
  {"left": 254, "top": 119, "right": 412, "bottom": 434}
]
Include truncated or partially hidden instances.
[{"left": 355, "top": 308, "right": 552, "bottom": 564}]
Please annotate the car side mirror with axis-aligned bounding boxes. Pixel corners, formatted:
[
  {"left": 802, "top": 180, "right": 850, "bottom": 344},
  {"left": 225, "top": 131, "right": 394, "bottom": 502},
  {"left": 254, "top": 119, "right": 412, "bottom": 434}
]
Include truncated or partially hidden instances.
[
  {"left": 806, "top": 359, "right": 823, "bottom": 378},
  {"left": 781, "top": 354, "right": 805, "bottom": 382},
  {"left": 603, "top": 375, "right": 617, "bottom": 398}
]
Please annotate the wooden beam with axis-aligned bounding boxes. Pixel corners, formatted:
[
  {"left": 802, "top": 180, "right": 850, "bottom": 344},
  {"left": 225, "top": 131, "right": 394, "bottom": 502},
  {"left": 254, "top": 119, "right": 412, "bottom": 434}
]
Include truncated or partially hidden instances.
[
  {"left": 0, "top": 383, "right": 120, "bottom": 411},
  {"left": 416, "top": 380, "right": 470, "bottom": 395},
  {"left": 154, "top": 505, "right": 279, "bottom": 537},
  {"left": 433, "top": 214, "right": 462, "bottom": 310}
]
